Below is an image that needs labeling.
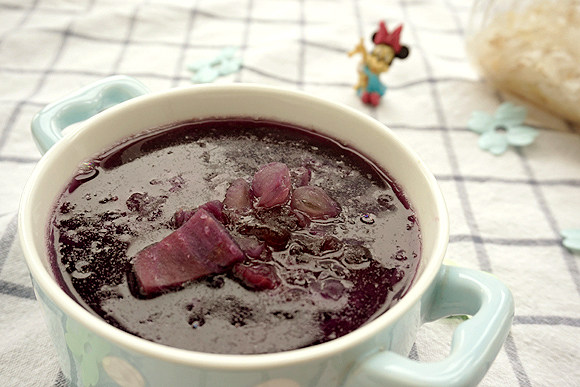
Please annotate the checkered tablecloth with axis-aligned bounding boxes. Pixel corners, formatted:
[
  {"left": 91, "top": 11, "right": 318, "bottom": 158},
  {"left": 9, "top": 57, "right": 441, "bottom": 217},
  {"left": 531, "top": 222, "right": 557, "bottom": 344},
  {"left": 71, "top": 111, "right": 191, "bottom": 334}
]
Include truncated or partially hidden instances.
[{"left": 1, "top": 1, "right": 579, "bottom": 386}]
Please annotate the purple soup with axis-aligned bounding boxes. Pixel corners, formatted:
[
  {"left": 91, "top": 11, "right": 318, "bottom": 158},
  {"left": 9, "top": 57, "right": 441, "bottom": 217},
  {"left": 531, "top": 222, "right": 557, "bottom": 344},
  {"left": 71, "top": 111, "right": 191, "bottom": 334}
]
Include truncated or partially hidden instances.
[{"left": 48, "top": 118, "right": 421, "bottom": 354}]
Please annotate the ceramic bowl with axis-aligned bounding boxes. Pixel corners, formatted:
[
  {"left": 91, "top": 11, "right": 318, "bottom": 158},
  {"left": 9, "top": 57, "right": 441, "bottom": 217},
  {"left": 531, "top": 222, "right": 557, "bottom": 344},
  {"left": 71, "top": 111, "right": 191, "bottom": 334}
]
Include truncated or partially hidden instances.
[{"left": 19, "top": 76, "right": 514, "bottom": 387}]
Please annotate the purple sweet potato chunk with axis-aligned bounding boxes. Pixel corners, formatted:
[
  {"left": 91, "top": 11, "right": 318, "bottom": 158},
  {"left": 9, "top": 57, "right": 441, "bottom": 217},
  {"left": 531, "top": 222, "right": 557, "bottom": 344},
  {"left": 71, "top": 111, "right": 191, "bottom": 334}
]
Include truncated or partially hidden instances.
[
  {"left": 237, "top": 221, "right": 291, "bottom": 251},
  {"left": 234, "top": 235, "right": 266, "bottom": 258},
  {"left": 172, "top": 208, "right": 196, "bottom": 228},
  {"left": 198, "top": 200, "right": 226, "bottom": 223},
  {"left": 134, "top": 208, "right": 244, "bottom": 295},
  {"left": 292, "top": 234, "right": 343, "bottom": 256},
  {"left": 172, "top": 201, "right": 225, "bottom": 229},
  {"left": 290, "top": 186, "right": 341, "bottom": 219},
  {"left": 223, "top": 178, "right": 252, "bottom": 213},
  {"left": 291, "top": 166, "right": 311, "bottom": 187},
  {"left": 292, "top": 210, "right": 311, "bottom": 228},
  {"left": 233, "top": 263, "right": 279, "bottom": 290},
  {"left": 321, "top": 236, "right": 343, "bottom": 253},
  {"left": 252, "top": 162, "right": 291, "bottom": 208}
]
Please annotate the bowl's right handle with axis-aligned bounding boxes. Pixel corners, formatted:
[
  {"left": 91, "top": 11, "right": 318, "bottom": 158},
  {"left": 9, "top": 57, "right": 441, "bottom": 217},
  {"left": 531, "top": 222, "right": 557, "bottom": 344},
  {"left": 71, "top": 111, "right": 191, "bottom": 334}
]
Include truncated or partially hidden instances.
[
  {"left": 31, "top": 75, "right": 150, "bottom": 155},
  {"left": 344, "top": 265, "right": 514, "bottom": 387}
]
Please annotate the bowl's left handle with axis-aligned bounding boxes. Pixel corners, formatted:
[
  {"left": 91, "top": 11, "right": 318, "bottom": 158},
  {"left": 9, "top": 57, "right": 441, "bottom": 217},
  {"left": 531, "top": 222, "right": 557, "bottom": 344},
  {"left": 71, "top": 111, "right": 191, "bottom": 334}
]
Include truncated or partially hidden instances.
[{"left": 31, "top": 75, "right": 150, "bottom": 155}]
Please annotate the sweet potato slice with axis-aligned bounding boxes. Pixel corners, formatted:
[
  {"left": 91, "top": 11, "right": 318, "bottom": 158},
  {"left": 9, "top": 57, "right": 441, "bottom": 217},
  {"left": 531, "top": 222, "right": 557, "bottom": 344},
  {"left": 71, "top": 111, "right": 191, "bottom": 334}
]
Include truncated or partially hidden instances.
[{"left": 133, "top": 208, "right": 243, "bottom": 295}]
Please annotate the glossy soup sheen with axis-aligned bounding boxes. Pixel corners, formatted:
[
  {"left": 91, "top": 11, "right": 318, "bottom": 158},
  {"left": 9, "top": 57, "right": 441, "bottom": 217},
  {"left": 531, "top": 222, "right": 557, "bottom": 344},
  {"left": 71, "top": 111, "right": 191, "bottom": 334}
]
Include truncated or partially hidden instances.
[{"left": 48, "top": 118, "right": 421, "bottom": 354}]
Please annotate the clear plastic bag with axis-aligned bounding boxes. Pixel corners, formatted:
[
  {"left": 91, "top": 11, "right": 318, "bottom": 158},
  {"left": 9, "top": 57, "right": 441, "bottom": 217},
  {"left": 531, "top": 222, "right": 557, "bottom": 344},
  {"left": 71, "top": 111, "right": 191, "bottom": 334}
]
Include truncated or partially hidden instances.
[{"left": 467, "top": 0, "right": 580, "bottom": 124}]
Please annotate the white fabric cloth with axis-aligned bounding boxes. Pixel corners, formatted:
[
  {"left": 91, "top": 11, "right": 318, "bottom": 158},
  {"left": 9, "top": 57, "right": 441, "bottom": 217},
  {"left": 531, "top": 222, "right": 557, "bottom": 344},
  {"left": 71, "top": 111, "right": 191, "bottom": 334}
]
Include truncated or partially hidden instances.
[{"left": 0, "top": 0, "right": 579, "bottom": 386}]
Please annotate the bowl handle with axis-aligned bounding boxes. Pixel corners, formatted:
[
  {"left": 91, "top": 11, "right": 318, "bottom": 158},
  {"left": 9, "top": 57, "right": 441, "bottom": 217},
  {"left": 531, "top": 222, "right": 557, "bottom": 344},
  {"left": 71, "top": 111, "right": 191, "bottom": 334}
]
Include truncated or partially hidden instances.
[
  {"left": 31, "top": 75, "right": 150, "bottom": 154},
  {"left": 344, "top": 265, "right": 514, "bottom": 387}
]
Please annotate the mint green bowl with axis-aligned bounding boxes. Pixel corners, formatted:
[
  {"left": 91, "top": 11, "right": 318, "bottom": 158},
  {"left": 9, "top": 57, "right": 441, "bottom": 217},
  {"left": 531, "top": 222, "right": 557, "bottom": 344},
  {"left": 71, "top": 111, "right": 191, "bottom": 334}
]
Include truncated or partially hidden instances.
[{"left": 21, "top": 76, "right": 514, "bottom": 387}]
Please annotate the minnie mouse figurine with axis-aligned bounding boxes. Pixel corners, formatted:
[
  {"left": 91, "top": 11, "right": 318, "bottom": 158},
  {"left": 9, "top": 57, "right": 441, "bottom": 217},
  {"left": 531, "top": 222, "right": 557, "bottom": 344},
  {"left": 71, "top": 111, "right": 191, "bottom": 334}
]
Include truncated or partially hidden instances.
[{"left": 349, "top": 21, "right": 410, "bottom": 106}]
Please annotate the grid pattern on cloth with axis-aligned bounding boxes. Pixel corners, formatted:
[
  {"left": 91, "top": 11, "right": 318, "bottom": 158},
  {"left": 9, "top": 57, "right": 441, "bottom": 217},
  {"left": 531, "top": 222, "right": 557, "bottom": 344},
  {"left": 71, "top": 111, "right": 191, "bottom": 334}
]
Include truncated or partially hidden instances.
[{"left": 1, "top": 0, "right": 579, "bottom": 386}]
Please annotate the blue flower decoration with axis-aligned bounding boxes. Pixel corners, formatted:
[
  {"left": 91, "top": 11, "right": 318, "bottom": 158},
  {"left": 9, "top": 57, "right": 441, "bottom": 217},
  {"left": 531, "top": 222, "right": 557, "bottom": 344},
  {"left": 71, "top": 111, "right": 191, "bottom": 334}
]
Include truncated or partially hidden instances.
[
  {"left": 467, "top": 102, "right": 539, "bottom": 155},
  {"left": 561, "top": 229, "right": 580, "bottom": 253},
  {"left": 188, "top": 47, "right": 242, "bottom": 83}
]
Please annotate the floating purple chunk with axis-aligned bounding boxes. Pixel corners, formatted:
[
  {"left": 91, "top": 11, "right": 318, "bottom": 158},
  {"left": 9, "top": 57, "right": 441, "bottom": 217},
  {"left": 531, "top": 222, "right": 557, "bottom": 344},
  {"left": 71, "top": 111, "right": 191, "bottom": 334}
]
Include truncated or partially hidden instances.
[
  {"left": 321, "top": 236, "right": 343, "bottom": 254},
  {"left": 223, "top": 178, "right": 252, "bottom": 214},
  {"left": 172, "top": 200, "right": 225, "bottom": 228},
  {"left": 291, "top": 166, "right": 311, "bottom": 187},
  {"left": 133, "top": 208, "right": 244, "bottom": 295},
  {"left": 199, "top": 200, "right": 226, "bottom": 223},
  {"left": 234, "top": 235, "right": 266, "bottom": 258},
  {"left": 237, "top": 221, "right": 291, "bottom": 251},
  {"left": 252, "top": 162, "right": 291, "bottom": 208},
  {"left": 292, "top": 210, "right": 311, "bottom": 228},
  {"left": 233, "top": 263, "right": 280, "bottom": 290},
  {"left": 290, "top": 186, "right": 341, "bottom": 219},
  {"left": 172, "top": 208, "right": 196, "bottom": 229}
]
